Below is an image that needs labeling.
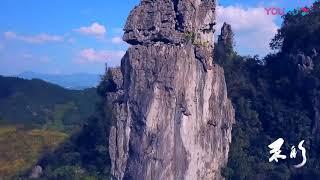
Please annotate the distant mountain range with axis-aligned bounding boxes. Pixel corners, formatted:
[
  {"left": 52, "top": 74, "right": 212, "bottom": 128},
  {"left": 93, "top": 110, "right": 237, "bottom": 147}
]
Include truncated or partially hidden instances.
[{"left": 18, "top": 72, "right": 101, "bottom": 90}]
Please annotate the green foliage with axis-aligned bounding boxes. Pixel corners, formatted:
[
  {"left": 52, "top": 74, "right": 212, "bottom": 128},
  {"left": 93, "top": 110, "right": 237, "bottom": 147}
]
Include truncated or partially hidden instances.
[
  {"left": 34, "top": 115, "right": 112, "bottom": 179},
  {"left": 270, "top": 1, "right": 320, "bottom": 54},
  {"left": 217, "top": 2, "right": 320, "bottom": 179},
  {"left": 30, "top": 69, "right": 114, "bottom": 179},
  {"left": 0, "top": 126, "right": 67, "bottom": 179},
  {"left": 0, "top": 75, "right": 102, "bottom": 178},
  {"left": 2, "top": 2, "right": 320, "bottom": 179},
  {"left": 43, "top": 102, "right": 77, "bottom": 132},
  {"left": 0, "top": 76, "right": 99, "bottom": 132},
  {"left": 184, "top": 31, "right": 196, "bottom": 43},
  {"left": 184, "top": 31, "right": 209, "bottom": 47}
]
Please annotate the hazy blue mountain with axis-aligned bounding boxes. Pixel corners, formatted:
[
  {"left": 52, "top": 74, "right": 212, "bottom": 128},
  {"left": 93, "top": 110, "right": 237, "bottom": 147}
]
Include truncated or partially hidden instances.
[{"left": 18, "top": 72, "right": 101, "bottom": 90}]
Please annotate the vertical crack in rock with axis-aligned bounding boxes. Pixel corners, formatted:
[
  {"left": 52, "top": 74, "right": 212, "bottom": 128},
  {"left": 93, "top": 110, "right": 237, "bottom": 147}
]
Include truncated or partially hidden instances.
[
  {"left": 105, "top": 0, "right": 235, "bottom": 179},
  {"left": 171, "top": 0, "right": 185, "bottom": 31}
]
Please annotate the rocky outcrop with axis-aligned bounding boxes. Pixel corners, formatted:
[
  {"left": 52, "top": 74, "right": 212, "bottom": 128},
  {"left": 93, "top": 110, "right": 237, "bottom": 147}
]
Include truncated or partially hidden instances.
[
  {"left": 295, "top": 52, "right": 314, "bottom": 74},
  {"left": 29, "top": 165, "right": 43, "bottom": 179},
  {"left": 106, "top": 0, "right": 235, "bottom": 179},
  {"left": 215, "top": 23, "right": 234, "bottom": 66},
  {"left": 218, "top": 22, "right": 233, "bottom": 48}
]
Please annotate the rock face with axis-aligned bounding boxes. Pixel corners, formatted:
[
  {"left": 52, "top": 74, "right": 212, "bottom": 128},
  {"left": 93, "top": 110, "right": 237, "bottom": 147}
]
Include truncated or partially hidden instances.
[{"left": 106, "top": 0, "right": 235, "bottom": 179}]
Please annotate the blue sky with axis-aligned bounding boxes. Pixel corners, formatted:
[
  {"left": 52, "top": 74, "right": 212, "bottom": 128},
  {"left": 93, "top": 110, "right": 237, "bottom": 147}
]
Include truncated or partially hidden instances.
[{"left": 0, "top": 0, "right": 315, "bottom": 75}]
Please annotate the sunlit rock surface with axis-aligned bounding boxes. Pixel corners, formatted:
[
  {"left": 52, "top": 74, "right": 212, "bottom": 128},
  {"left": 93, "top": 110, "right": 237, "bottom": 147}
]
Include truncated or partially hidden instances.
[{"left": 105, "top": 0, "right": 235, "bottom": 179}]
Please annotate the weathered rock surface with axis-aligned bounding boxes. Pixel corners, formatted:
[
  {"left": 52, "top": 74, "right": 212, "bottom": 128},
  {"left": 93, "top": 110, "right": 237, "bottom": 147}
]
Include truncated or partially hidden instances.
[{"left": 106, "top": 0, "right": 235, "bottom": 179}]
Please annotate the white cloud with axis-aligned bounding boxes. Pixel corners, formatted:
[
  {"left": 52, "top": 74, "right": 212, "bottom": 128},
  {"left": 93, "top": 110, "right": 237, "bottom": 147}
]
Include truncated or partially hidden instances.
[
  {"left": 76, "top": 48, "right": 125, "bottom": 63},
  {"left": 216, "top": 5, "right": 279, "bottom": 56},
  {"left": 21, "top": 53, "right": 33, "bottom": 59},
  {"left": 111, "top": 36, "right": 123, "bottom": 44},
  {"left": 74, "top": 22, "right": 106, "bottom": 38},
  {"left": 4, "top": 31, "right": 17, "bottom": 39},
  {"left": 4, "top": 31, "right": 64, "bottom": 43},
  {"left": 67, "top": 37, "right": 76, "bottom": 43},
  {"left": 20, "top": 53, "right": 52, "bottom": 63}
]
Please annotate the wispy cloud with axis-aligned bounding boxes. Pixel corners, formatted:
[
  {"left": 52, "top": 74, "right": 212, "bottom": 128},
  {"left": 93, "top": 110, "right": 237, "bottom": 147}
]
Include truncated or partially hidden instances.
[
  {"left": 21, "top": 53, "right": 33, "bottom": 59},
  {"left": 74, "top": 22, "right": 106, "bottom": 38},
  {"left": 216, "top": 5, "right": 279, "bottom": 56},
  {"left": 4, "top": 31, "right": 64, "bottom": 43},
  {"left": 111, "top": 36, "right": 123, "bottom": 44},
  {"left": 20, "top": 53, "right": 52, "bottom": 63},
  {"left": 76, "top": 48, "right": 125, "bottom": 63},
  {"left": 67, "top": 37, "right": 76, "bottom": 43}
]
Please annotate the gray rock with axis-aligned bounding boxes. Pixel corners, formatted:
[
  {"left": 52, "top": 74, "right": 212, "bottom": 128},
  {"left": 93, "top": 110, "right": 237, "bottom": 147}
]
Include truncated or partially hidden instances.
[
  {"left": 29, "top": 165, "right": 42, "bottom": 179},
  {"left": 218, "top": 22, "right": 233, "bottom": 47},
  {"left": 295, "top": 52, "right": 314, "bottom": 74},
  {"left": 312, "top": 48, "right": 318, "bottom": 57},
  {"left": 105, "top": 0, "right": 235, "bottom": 179}
]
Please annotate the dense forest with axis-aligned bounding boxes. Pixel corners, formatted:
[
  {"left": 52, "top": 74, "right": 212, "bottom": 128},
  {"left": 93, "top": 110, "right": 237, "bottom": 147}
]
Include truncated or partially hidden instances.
[
  {"left": 0, "top": 76, "right": 98, "bottom": 132},
  {"left": 2, "top": 1, "right": 320, "bottom": 179},
  {"left": 12, "top": 70, "right": 114, "bottom": 179},
  {"left": 217, "top": 1, "right": 320, "bottom": 179}
]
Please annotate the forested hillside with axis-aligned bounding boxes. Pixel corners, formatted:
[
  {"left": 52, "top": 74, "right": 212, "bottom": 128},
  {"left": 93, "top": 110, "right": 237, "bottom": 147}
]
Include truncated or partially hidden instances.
[
  {"left": 217, "top": 1, "right": 320, "bottom": 179},
  {"left": 4, "top": 1, "right": 320, "bottom": 179},
  {"left": 0, "top": 76, "right": 99, "bottom": 178},
  {"left": 0, "top": 75, "right": 98, "bottom": 132},
  {"left": 19, "top": 73, "right": 113, "bottom": 179}
]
